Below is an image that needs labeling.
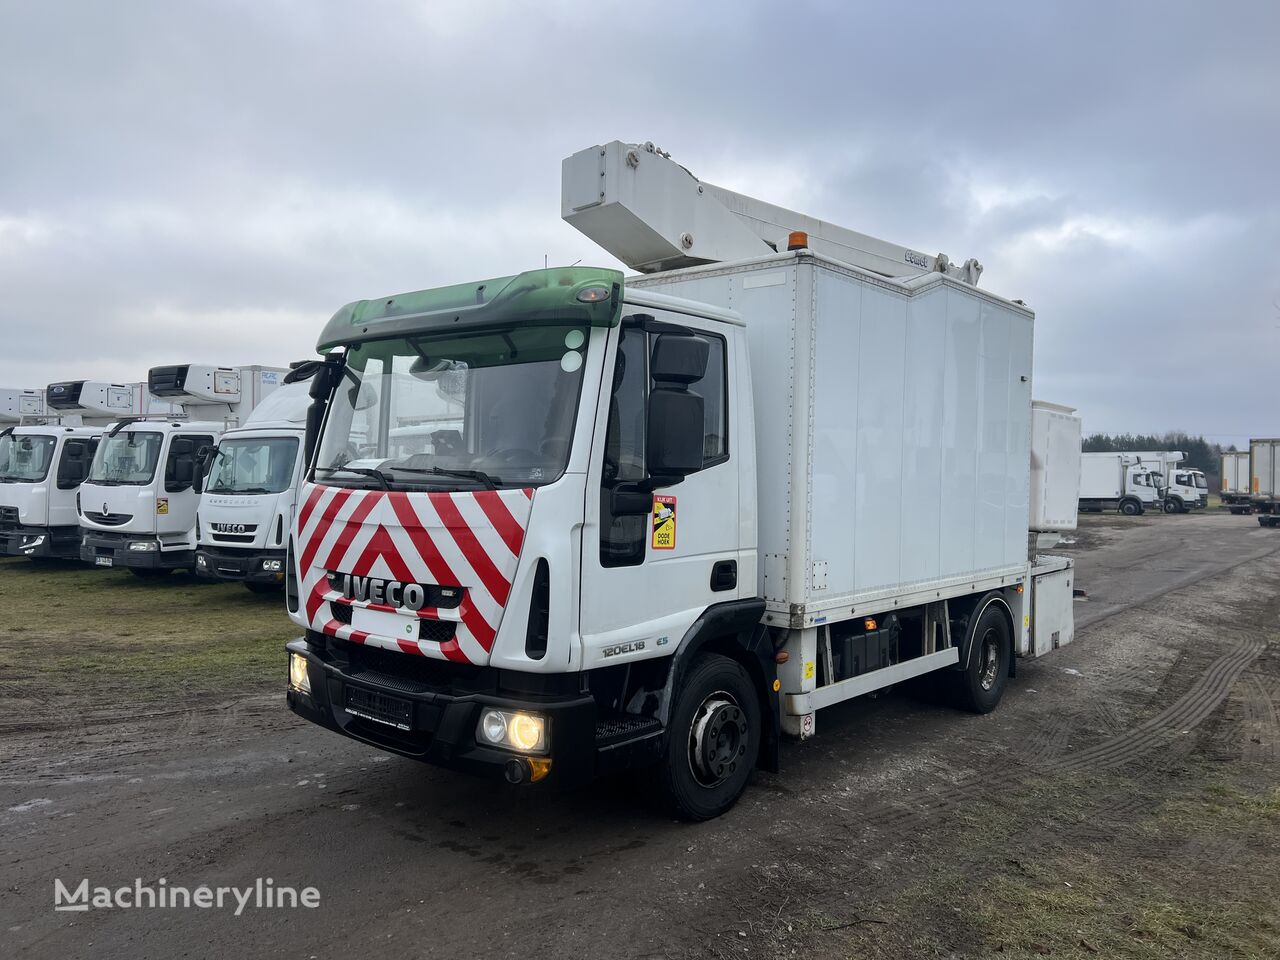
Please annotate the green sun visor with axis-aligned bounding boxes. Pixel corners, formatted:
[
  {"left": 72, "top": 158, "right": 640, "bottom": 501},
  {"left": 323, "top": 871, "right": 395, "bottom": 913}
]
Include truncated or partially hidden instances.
[{"left": 317, "top": 266, "right": 624, "bottom": 351}]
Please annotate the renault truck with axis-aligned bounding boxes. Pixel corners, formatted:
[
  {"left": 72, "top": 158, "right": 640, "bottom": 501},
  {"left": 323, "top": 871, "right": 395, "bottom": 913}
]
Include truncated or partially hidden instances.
[
  {"left": 0, "top": 381, "right": 150, "bottom": 559},
  {"left": 282, "top": 140, "right": 1079, "bottom": 819},
  {"left": 77, "top": 365, "right": 283, "bottom": 574},
  {"left": 193, "top": 379, "right": 313, "bottom": 592}
]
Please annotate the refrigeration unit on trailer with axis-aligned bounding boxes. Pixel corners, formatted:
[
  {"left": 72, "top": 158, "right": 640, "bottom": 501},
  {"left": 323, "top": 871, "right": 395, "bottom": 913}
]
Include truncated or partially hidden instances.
[
  {"left": 281, "top": 140, "right": 1078, "bottom": 819},
  {"left": 0, "top": 381, "right": 147, "bottom": 559},
  {"left": 1078, "top": 452, "right": 1161, "bottom": 515},
  {"left": 77, "top": 365, "right": 284, "bottom": 573},
  {"left": 1220, "top": 450, "right": 1251, "bottom": 513},
  {"left": 1, "top": 388, "right": 47, "bottom": 423},
  {"left": 1252, "top": 440, "right": 1280, "bottom": 527},
  {"left": 193, "top": 378, "right": 314, "bottom": 592}
]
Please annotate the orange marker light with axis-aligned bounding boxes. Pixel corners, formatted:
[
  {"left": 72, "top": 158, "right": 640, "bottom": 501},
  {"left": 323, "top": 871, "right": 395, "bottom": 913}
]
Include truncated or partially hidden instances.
[
  {"left": 864, "top": 618, "right": 877, "bottom": 631},
  {"left": 787, "top": 231, "right": 809, "bottom": 251}
]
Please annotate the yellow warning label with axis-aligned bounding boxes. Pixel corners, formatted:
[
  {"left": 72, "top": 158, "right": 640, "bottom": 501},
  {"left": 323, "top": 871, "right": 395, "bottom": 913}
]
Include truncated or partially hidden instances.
[
  {"left": 803, "top": 660, "right": 815, "bottom": 681},
  {"left": 156, "top": 498, "right": 169, "bottom": 515},
  {"left": 1024, "top": 615, "right": 1030, "bottom": 628},
  {"left": 652, "top": 495, "right": 677, "bottom": 550}
]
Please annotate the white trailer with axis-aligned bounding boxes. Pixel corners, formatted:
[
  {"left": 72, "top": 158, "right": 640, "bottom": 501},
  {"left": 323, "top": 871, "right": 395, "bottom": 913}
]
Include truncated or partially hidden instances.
[
  {"left": 193, "top": 379, "right": 312, "bottom": 592},
  {"left": 1252, "top": 439, "right": 1280, "bottom": 527},
  {"left": 1220, "top": 451, "right": 1250, "bottom": 513},
  {"left": 0, "top": 380, "right": 170, "bottom": 559},
  {"left": 279, "top": 140, "right": 1078, "bottom": 819},
  {"left": 77, "top": 365, "right": 284, "bottom": 574},
  {"left": 1078, "top": 452, "right": 1161, "bottom": 515}
]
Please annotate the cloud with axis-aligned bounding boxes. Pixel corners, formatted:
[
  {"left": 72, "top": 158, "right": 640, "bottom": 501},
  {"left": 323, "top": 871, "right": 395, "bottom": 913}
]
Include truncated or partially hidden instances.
[{"left": 0, "top": 0, "right": 1277, "bottom": 444}]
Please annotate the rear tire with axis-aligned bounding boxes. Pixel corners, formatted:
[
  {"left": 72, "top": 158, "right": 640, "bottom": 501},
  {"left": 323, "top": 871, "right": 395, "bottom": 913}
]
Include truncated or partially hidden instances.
[
  {"left": 658, "top": 653, "right": 760, "bottom": 821},
  {"left": 245, "top": 581, "right": 284, "bottom": 594},
  {"left": 952, "top": 604, "right": 1011, "bottom": 714}
]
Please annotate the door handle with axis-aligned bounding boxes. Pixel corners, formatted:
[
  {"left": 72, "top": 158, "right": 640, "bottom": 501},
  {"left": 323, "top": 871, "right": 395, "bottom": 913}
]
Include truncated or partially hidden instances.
[{"left": 710, "top": 560, "right": 737, "bottom": 592}]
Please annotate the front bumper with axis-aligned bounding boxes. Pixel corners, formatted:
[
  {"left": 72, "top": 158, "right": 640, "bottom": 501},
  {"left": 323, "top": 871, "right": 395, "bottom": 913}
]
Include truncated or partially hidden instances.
[
  {"left": 285, "top": 636, "right": 601, "bottom": 787},
  {"left": 195, "top": 546, "right": 287, "bottom": 584},
  {"left": 79, "top": 530, "right": 193, "bottom": 569},
  {"left": 0, "top": 524, "right": 81, "bottom": 559}
]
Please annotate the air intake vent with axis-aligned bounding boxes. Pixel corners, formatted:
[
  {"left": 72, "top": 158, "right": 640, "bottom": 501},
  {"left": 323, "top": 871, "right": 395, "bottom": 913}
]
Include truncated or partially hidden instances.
[
  {"left": 148, "top": 365, "right": 191, "bottom": 397},
  {"left": 45, "top": 381, "right": 86, "bottom": 410}
]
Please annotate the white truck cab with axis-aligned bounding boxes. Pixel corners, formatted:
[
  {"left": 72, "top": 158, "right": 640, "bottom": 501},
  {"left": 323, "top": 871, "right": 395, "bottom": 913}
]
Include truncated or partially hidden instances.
[
  {"left": 0, "top": 381, "right": 147, "bottom": 559},
  {"left": 77, "top": 364, "right": 283, "bottom": 575},
  {"left": 281, "top": 141, "right": 1078, "bottom": 819},
  {"left": 193, "top": 380, "right": 312, "bottom": 592}
]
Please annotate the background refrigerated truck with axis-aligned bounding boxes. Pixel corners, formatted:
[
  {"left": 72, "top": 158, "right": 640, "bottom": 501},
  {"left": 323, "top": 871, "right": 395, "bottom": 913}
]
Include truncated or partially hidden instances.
[
  {"left": 1220, "top": 450, "right": 1251, "bottom": 513},
  {"left": 1121, "top": 450, "right": 1205, "bottom": 512},
  {"left": 77, "top": 365, "right": 284, "bottom": 574},
  {"left": 1252, "top": 439, "right": 1280, "bottom": 527},
  {"left": 0, "top": 381, "right": 154, "bottom": 558},
  {"left": 1078, "top": 452, "right": 1162, "bottom": 515},
  {"left": 281, "top": 140, "right": 1078, "bottom": 820},
  {"left": 193, "top": 379, "right": 312, "bottom": 592}
]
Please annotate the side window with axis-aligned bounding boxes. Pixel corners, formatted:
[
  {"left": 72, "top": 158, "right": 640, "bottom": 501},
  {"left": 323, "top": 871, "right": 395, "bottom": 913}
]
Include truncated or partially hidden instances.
[
  {"left": 166, "top": 435, "right": 214, "bottom": 486},
  {"left": 698, "top": 335, "right": 728, "bottom": 467},
  {"left": 600, "top": 330, "right": 648, "bottom": 567}
]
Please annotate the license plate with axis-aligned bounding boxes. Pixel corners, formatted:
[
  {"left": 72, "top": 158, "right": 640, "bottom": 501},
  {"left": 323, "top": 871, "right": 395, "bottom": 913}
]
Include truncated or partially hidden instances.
[
  {"left": 94, "top": 556, "right": 113, "bottom": 567},
  {"left": 344, "top": 686, "right": 412, "bottom": 731}
]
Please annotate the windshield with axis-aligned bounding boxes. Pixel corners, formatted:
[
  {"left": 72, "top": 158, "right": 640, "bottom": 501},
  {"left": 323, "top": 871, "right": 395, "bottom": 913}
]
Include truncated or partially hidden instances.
[
  {"left": 206, "top": 436, "right": 299, "bottom": 495},
  {"left": 88, "top": 431, "right": 164, "bottom": 485},
  {"left": 1192, "top": 473, "right": 1207, "bottom": 489},
  {"left": 0, "top": 433, "right": 56, "bottom": 483},
  {"left": 314, "top": 323, "right": 590, "bottom": 491}
]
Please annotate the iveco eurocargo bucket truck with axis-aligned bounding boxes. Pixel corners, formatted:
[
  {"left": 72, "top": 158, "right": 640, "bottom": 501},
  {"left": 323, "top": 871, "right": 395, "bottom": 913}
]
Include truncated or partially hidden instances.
[
  {"left": 193, "top": 378, "right": 314, "bottom": 592},
  {"left": 0, "top": 381, "right": 148, "bottom": 558},
  {"left": 77, "top": 365, "right": 283, "bottom": 574},
  {"left": 282, "top": 140, "right": 1079, "bottom": 819}
]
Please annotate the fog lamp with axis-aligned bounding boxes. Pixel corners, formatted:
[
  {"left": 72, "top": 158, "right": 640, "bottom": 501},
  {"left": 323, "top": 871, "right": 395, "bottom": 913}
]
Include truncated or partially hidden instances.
[
  {"left": 262, "top": 558, "right": 283, "bottom": 572},
  {"left": 288, "top": 652, "right": 311, "bottom": 694}
]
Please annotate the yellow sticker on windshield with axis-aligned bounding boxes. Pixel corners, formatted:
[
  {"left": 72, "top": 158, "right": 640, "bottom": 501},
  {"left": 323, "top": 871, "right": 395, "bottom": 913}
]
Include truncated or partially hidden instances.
[{"left": 652, "top": 495, "right": 676, "bottom": 550}]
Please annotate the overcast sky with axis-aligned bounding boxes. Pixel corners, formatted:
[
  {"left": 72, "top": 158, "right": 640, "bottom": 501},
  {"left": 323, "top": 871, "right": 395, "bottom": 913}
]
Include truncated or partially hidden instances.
[{"left": 2, "top": 1, "right": 1276, "bottom": 443}]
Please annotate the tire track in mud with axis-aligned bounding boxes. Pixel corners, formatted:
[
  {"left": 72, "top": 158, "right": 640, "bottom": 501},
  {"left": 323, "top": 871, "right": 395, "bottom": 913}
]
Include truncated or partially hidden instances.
[{"left": 863, "top": 640, "right": 1267, "bottom": 835}]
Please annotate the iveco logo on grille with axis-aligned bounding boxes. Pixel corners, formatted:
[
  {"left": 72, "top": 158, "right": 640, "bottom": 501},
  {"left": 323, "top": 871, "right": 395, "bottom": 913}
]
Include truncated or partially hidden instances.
[
  {"left": 211, "top": 522, "right": 248, "bottom": 534},
  {"left": 334, "top": 573, "right": 429, "bottom": 611}
]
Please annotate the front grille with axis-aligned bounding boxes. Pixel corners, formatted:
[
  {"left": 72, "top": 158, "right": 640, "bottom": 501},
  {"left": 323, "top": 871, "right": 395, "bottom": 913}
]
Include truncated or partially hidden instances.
[
  {"left": 419, "top": 620, "right": 457, "bottom": 644},
  {"left": 91, "top": 512, "right": 133, "bottom": 527},
  {"left": 344, "top": 641, "right": 481, "bottom": 691},
  {"left": 211, "top": 532, "right": 256, "bottom": 544},
  {"left": 0, "top": 506, "right": 18, "bottom": 525},
  {"left": 330, "top": 601, "right": 352, "bottom": 624},
  {"left": 347, "top": 668, "right": 434, "bottom": 695}
]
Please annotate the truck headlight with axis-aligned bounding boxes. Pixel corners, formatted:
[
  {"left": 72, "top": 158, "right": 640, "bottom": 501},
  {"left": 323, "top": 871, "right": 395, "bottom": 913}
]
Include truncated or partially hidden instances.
[
  {"left": 195, "top": 554, "right": 208, "bottom": 568},
  {"left": 128, "top": 541, "right": 158, "bottom": 552},
  {"left": 262, "top": 558, "right": 283, "bottom": 572},
  {"left": 288, "top": 652, "right": 311, "bottom": 694},
  {"left": 476, "top": 709, "right": 548, "bottom": 754}
]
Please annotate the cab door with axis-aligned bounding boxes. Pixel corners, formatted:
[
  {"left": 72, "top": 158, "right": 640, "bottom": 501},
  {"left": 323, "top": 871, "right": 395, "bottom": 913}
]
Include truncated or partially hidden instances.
[{"left": 578, "top": 310, "right": 742, "bottom": 669}]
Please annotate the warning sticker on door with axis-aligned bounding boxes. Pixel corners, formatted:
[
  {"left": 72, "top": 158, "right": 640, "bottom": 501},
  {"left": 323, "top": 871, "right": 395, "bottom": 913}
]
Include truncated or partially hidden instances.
[
  {"left": 651, "top": 495, "right": 677, "bottom": 550},
  {"left": 156, "top": 498, "right": 169, "bottom": 515}
]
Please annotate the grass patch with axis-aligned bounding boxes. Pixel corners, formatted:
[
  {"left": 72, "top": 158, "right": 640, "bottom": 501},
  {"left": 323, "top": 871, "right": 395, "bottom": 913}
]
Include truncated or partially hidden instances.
[{"left": 0, "top": 556, "right": 293, "bottom": 715}]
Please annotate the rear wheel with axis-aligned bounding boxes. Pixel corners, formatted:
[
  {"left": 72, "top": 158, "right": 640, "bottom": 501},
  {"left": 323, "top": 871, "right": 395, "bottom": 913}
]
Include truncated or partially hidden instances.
[
  {"left": 659, "top": 653, "right": 760, "bottom": 821},
  {"left": 951, "top": 604, "right": 1011, "bottom": 714}
]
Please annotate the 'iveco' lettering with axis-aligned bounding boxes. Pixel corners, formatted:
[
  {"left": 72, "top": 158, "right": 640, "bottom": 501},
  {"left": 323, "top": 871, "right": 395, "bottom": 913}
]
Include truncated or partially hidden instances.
[{"left": 336, "top": 573, "right": 427, "bottom": 611}]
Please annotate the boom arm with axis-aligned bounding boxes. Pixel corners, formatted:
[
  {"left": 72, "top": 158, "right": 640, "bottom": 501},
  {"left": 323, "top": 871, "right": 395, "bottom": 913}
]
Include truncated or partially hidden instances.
[{"left": 562, "top": 140, "right": 982, "bottom": 285}]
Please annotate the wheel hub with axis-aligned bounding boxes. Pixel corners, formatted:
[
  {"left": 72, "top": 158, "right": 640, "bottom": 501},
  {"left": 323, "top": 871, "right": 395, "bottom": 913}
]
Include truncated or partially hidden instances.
[
  {"left": 688, "top": 692, "right": 748, "bottom": 787},
  {"left": 978, "top": 629, "right": 1000, "bottom": 691}
]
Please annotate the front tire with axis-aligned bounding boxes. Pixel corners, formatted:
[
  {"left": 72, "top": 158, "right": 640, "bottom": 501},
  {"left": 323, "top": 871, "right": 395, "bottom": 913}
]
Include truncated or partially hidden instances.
[
  {"left": 1163, "top": 498, "right": 1182, "bottom": 514},
  {"left": 659, "top": 653, "right": 760, "bottom": 821},
  {"left": 952, "top": 604, "right": 1012, "bottom": 714},
  {"left": 1119, "top": 499, "right": 1140, "bottom": 516}
]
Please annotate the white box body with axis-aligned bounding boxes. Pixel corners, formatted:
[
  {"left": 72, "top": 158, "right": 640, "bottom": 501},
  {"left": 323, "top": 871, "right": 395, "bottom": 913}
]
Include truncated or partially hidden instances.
[
  {"left": 1030, "top": 401, "right": 1081, "bottom": 532},
  {"left": 1221, "top": 451, "right": 1250, "bottom": 495},
  {"left": 632, "top": 253, "right": 1034, "bottom": 619},
  {"left": 1252, "top": 440, "right": 1280, "bottom": 498}
]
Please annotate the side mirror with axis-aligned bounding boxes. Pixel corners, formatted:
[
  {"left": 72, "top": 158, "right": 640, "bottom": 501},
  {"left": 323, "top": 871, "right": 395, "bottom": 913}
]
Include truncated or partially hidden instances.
[
  {"left": 193, "top": 447, "right": 214, "bottom": 494},
  {"left": 349, "top": 381, "right": 379, "bottom": 411},
  {"left": 651, "top": 334, "right": 709, "bottom": 385},
  {"left": 646, "top": 389, "right": 704, "bottom": 479}
]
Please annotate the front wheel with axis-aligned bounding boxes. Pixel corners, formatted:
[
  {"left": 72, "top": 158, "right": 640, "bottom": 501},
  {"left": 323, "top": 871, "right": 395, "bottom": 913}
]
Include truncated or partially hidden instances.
[
  {"left": 1119, "top": 499, "right": 1140, "bottom": 516},
  {"left": 1163, "top": 498, "right": 1182, "bottom": 514},
  {"left": 659, "top": 653, "right": 760, "bottom": 821},
  {"left": 952, "top": 604, "right": 1012, "bottom": 714}
]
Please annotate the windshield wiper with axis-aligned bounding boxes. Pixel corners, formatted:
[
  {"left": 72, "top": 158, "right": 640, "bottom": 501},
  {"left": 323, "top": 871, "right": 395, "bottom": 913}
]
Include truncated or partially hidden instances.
[
  {"left": 314, "top": 466, "right": 392, "bottom": 491},
  {"left": 389, "top": 466, "right": 501, "bottom": 490},
  {"left": 227, "top": 486, "right": 276, "bottom": 494}
]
